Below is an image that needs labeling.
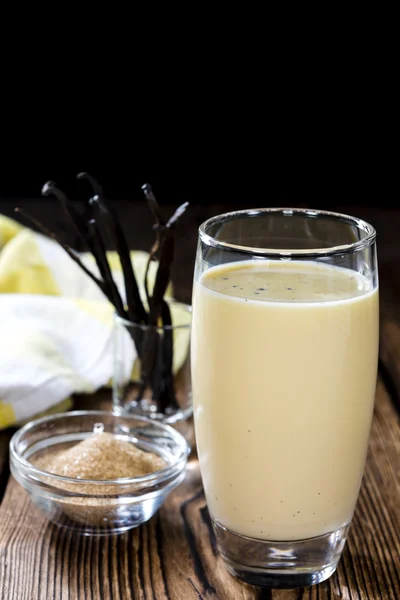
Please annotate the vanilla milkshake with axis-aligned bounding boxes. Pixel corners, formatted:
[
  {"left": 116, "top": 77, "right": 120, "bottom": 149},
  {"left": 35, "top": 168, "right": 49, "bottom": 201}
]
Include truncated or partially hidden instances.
[{"left": 191, "top": 260, "right": 379, "bottom": 541}]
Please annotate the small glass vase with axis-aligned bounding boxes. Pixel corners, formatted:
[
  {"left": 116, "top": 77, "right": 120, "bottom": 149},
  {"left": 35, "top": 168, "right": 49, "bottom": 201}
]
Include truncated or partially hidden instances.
[{"left": 112, "top": 301, "right": 194, "bottom": 447}]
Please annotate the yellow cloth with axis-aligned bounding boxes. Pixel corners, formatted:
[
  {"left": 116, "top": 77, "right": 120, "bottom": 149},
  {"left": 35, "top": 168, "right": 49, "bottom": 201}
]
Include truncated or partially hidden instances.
[
  {"left": 0, "top": 215, "right": 191, "bottom": 429},
  {"left": 0, "top": 214, "right": 23, "bottom": 248}
]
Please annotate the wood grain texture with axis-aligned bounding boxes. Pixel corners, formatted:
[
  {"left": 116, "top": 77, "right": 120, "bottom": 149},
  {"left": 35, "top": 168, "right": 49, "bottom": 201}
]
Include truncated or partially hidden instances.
[{"left": 0, "top": 378, "right": 398, "bottom": 600}]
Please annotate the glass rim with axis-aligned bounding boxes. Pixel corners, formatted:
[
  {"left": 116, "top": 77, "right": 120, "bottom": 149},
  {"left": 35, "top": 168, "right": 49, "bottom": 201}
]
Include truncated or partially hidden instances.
[
  {"left": 115, "top": 301, "right": 192, "bottom": 331},
  {"left": 199, "top": 207, "right": 377, "bottom": 258}
]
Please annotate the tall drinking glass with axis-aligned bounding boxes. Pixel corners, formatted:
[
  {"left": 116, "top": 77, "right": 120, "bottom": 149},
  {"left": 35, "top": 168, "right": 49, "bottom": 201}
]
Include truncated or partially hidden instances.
[{"left": 191, "top": 208, "right": 379, "bottom": 588}]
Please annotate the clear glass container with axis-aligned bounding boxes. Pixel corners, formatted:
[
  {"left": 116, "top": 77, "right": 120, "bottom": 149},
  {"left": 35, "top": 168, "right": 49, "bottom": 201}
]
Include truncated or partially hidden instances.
[
  {"left": 112, "top": 301, "right": 194, "bottom": 447},
  {"left": 10, "top": 410, "right": 189, "bottom": 536},
  {"left": 191, "top": 208, "right": 379, "bottom": 588}
]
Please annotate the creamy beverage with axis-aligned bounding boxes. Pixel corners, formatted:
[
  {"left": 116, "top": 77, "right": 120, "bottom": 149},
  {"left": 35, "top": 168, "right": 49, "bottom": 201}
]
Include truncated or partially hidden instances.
[{"left": 191, "top": 260, "right": 379, "bottom": 541}]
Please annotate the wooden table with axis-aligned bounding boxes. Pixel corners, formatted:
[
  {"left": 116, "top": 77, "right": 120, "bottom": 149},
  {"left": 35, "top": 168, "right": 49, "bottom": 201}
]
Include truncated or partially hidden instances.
[{"left": 0, "top": 201, "right": 399, "bottom": 599}]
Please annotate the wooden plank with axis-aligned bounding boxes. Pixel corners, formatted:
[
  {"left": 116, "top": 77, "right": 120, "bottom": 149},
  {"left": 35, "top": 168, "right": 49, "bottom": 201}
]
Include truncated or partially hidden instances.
[{"left": 0, "top": 378, "right": 398, "bottom": 600}]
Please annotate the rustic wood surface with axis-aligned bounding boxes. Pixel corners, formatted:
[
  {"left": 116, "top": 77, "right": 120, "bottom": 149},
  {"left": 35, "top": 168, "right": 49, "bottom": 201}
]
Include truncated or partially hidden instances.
[{"left": 0, "top": 201, "right": 399, "bottom": 599}]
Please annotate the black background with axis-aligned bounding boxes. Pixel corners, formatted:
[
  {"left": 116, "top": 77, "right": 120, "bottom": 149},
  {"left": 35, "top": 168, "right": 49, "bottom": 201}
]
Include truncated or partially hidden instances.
[
  {"left": 0, "top": 130, "right": 391, "bottom": 210},
  {"left": 0, "top": 6, "right": 395, "bottom": 213},
  {"left": 0, "top": 62, "right": 393, "bottom": 211}
]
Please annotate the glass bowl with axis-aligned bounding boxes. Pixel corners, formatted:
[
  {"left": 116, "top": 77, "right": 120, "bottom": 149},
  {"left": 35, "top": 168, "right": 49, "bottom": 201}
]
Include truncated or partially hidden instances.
[{"left": 9, "top": 410, "right": 189, "bottom": 536}]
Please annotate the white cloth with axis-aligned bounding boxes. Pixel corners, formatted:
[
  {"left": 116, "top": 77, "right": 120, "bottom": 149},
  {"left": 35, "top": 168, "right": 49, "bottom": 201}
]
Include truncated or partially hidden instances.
[{"left": 0, "top": 294, "right": 126, "bottom": 423}]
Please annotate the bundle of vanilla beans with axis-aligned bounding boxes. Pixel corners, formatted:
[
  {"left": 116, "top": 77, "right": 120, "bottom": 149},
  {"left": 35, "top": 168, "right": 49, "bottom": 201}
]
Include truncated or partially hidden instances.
[{"left": 16, "top": 173, "right": 188, "bottom": 413}]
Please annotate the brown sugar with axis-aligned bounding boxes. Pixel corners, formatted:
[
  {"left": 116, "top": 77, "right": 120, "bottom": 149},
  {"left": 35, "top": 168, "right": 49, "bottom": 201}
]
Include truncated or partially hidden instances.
[
  {"left": 38, "top": 431, "right": 165, "bottom": 480},
  {"left": 32, "top": 431, "right": 166, "bottom": 529}
]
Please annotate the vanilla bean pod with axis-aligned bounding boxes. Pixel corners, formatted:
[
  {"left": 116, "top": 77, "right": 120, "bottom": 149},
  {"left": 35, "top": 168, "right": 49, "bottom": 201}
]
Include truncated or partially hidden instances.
[
  {"left": 143, "top": 185, "right": 163, "bottom": 306},
  {"left": 158, "top": 299, "right": 177, "bottom": 411},
  {"left": 142, "top": 185, "right": 178, "bottom": 325},
  {"left": 166, "top": 201, "right": 190, "bottom": 229},
  {"left": 144, "top": 239, "right": 159, "bottom": 306},
  {"left": 134, "top": 185, "right": 164, "bottom": 402},
  {"left": 87, "top": 219, "right": 127, "bottom": 317},
  {"left": 41, "top": 181, "right": 127, "bottom": 319},
  {"left": 139, "top": 184, "right": 188, "bottom": 411},
  {"left": 147, "top": 199, "right": 189, "bottom": 324},
  {"left": 42, "top": 181, "right": 92, "bottom": 250},
  {"left": 150, "top": 333, "right": 164, "bottom": 409},
  {"left": 138, "top": 185, "right": 171, "bottom": 405},
  {"left": 14, "top": 208, "right": 113, "bottom": 302},
  {"left": 143, "top": 185, "right": 188, "bottom": 321},
  {"left": 77, "top": 172, "right": 148, "bottom": 325}
]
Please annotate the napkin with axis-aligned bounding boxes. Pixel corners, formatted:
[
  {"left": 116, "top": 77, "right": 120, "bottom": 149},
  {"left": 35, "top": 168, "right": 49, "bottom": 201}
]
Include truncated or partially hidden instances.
[{"left": 0, "top": 215, "right": 191, "bottom": 430}]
